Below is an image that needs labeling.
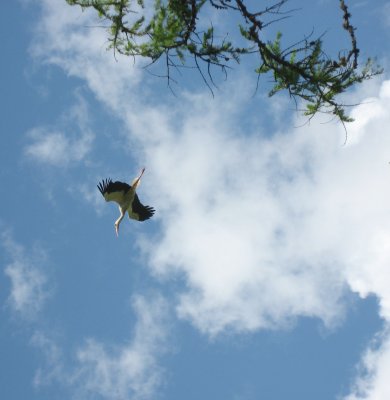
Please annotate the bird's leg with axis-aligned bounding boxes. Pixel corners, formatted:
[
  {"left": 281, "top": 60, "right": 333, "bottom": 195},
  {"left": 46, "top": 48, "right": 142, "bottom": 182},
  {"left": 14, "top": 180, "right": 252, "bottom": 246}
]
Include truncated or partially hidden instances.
[
  {"left": 114, "top": 208, "right": 126, "bottom": 237},
  {"left": 131, "top": 167, "right": 145, "bottom": 190}
]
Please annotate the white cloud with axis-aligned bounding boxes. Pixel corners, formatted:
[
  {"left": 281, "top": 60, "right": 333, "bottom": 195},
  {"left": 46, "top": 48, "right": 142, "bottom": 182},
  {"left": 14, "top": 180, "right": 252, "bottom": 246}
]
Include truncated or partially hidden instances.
[
  {"left": 139, "top": 83, "right": 390, "bottom": 394},
  {"left": 24, "top": 92, "right": 94, "bottom": 166},
  {"left": 31, "top": 294, "right": 170, "bottom": 400},
  {"left": 130, "top": 81, "right": 390, "bottom": 336},
  {"left": 24, "top": 127, "right": 93, "bottom": 166},
  {"left": 74, "top": 295, "right": 170, "bottom": 400},
  {"left": 343, "top": 327, "right": 390, "bottom": 400},
  {"left": 31, "top": 331, "right": 64, "bottom": 387},
  {"left": 31, "top": 0, "right": 142, "bottom": 112},
  {"left": 2, "top": 232, "right": 50, "bottom": 319}
]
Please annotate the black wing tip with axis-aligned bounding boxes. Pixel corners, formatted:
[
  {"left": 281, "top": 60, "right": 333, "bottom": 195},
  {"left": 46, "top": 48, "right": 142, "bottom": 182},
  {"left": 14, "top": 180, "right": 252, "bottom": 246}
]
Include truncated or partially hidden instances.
[
  {"left": 132, "top": 194, "right": 155, "bottom": 221},
  {"left": 97, "top": 178, "right": 112, "bottom": 196},
  {"left": 147, "top": 206, "right": 156, "bottom": 218},
  {"left": 139, "top": 205, "right": 155, "bottom": 221}
]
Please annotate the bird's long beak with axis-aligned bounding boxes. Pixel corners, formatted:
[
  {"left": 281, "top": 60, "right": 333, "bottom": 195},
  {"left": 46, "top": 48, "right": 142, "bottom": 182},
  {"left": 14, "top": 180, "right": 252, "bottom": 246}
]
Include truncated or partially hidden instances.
[
  {"left": 131, "top": 167, "right": 145, "bottom": 189},
  {"left": 115, "top": 223, "right": 119, "bottom": 237}
]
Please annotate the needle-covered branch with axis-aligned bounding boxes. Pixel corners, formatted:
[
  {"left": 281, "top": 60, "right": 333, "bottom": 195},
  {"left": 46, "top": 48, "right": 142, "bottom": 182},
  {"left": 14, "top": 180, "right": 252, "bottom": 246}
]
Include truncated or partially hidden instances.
[{"left": 66, "top": 0, "right": 382, "bottom": 123}]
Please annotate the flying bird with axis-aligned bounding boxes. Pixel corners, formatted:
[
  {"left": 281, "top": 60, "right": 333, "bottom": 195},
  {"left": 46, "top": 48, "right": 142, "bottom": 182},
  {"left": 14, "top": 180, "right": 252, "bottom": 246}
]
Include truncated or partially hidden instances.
[{"left": 97, "top": 168, "right": 155, "bottom": 236}]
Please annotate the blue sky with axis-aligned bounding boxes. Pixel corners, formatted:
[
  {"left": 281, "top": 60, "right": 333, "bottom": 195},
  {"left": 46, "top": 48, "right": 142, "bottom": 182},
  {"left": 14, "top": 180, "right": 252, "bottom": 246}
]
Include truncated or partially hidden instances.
[{"left": 1, "top": 1, "right": 390, "bottom": 399}]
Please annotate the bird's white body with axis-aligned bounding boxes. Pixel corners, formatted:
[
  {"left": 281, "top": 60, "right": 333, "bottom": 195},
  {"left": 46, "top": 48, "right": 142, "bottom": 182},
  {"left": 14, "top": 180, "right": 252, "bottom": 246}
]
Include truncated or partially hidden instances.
[{"left": 97, "top": 168, "right": 155, "bottom": 236}]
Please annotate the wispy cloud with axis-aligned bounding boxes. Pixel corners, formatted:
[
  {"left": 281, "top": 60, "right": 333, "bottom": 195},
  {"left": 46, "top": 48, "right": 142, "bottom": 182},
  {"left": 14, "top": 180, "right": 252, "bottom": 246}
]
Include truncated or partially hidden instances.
[
  {"left": 31, "top": 294, "right": 170, "bottom": 400},
  {"left": 2, "top": 232, "right": 51, "bottom": 319},
  {"left": 31, "top": 0, "right": 142, "bottom": 111},
  {"left": 25, "top": 127, "right": 93, "bottom": 166},
  {"left": 31, "top": 331, "right": 64, "bottom": 387},
  {"left": 71, "top": 181, "right": 106, "bottom": 215},
  {"left": 74, "top": 295, "right": 170, "bottom": 400},
  {"left": 24, "top": 92, "right": 94, "bottom": 167}
]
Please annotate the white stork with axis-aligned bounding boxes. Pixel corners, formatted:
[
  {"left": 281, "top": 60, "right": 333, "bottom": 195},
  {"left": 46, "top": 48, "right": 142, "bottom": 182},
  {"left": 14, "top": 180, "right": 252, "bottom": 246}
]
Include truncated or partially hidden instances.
[{"left": 97, "top": 168, "right": 155, "bottom": 236}]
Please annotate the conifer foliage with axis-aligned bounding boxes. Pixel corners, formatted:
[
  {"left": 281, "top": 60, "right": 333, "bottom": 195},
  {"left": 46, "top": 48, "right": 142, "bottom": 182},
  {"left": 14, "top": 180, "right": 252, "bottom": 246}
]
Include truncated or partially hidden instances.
[{"left": 66, "top": 0, "right": 382, "bottom": 123}]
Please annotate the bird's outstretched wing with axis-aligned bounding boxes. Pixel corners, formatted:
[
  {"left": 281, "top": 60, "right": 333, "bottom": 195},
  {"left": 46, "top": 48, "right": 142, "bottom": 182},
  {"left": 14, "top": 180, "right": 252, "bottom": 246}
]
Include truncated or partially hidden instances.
[
  {"left": 97, "top": 178, "right": 131, "bottom": 205},
  {"left": 128, "top": 194, "right": 155, "bottom": 221}
]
